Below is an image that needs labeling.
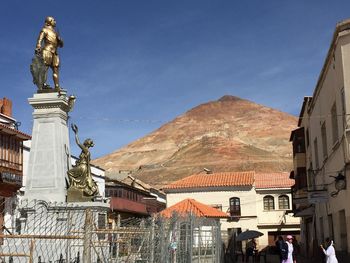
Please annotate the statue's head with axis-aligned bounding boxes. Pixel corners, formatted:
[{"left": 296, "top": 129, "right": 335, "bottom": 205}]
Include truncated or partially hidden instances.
[
  {"left": 45, "top": 16, "right": 56, "bottom": 27},
  {"left": 83, "top": 138, "right": 94, "bottom": 148}
]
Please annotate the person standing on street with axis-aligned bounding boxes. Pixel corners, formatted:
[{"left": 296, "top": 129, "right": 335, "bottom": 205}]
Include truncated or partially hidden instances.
[
  {"left": 281, "top": 235, "right": 296, "bottom": 263},
  {"left": 320, "top": 238, "right": 338, "bottom": 263},
  {"left": 276, "top": 236, "right": 284, "bottom": 263},
  {"left": 292, "top": 236, "right": 300, "bottom": 263}
]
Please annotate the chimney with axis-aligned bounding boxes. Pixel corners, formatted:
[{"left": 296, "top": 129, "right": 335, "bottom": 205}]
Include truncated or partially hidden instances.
[
  {"left": 0, "top": 97, "right": 12, "bottom": 117},
  {"left": 203, "top": 168, "right": 212, "bottom": 174}
]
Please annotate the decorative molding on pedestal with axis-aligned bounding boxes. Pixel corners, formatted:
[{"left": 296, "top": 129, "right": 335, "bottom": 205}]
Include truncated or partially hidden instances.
[{"left": 24, "top": 91, "right": 73, "bottom": 202}]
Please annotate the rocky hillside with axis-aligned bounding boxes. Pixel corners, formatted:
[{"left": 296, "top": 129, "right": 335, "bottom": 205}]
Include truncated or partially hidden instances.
[{"left": 93, "top": 95, "right": 297, "bottom": 188}]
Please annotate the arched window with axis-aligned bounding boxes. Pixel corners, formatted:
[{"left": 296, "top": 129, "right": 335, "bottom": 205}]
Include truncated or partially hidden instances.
[
  {"left": 263, "top": 195, "right": 275, "bottom": 210},
  {"left": 278, "top": 195, "right": 290, "bottom": 210},
  {"left": 229, "top": 197, "right": 241, "bottom": 216}
]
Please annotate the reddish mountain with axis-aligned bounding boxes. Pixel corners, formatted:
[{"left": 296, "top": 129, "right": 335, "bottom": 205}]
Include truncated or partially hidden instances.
[{"left": 93, "top": 95, "right": 297, "bottom": 188}]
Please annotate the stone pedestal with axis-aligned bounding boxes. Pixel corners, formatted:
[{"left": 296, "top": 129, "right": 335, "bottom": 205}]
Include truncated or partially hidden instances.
[
  {"left": 24, "top": 91, "right": 72, "bottom": 202},
  {"left": 67, "top": 187, "right": 95, "bottom": 202}
]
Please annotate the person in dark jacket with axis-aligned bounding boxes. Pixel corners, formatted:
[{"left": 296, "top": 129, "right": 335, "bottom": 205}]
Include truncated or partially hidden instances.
[
  {"left": 275, "top": 236, "right": 284, "bottom": 263},
  {"left": 292, "top": 236, "right": 300, "bottom": 263}
]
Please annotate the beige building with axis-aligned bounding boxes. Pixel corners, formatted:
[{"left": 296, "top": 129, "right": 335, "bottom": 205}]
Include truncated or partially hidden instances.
[
  {"left": 291, "top": 19, "right": 350, "bottom": 260},
  {"left": 163, "top": 171, "right": 300, "bottom": 250}
]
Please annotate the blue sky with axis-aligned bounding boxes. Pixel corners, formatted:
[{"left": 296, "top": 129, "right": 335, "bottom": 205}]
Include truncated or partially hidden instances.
[{"left": 1, "top": 0, "right": 350, "bottom": 158}]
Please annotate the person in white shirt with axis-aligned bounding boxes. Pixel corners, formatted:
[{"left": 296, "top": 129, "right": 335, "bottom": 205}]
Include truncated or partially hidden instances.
[
  {"left": 320, "top": 238, "right": 338, "bottom": 263},
  {"left": 281, "top": 235, "right": 295, "bottom": 263}
]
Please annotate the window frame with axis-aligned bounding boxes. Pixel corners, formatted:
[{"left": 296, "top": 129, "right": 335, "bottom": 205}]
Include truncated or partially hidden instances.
[
  {"left": 263, "top": 195, "right": 275, "bottom": 211},
  {"left": 331, "top": 102, "right": 339, "bottom": 146},
  {"left": 278, "top": 195, "right": 290, "bottom": 210},
  {"left": 229, "top": 197, "right": 241, "bottom": 216},
  {"left": 321, "top": 122, "right": 328, "bottom": 159},
  {"left": 314, "top": 137, "right": 319, "bottom": 169}
]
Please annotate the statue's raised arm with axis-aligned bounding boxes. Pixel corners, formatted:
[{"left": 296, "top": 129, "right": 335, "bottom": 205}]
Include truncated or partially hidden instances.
[
  {"left": 71, "top": 124, "right": 85, "bottom": 151},
  {"left": 67, "top": 123, "right": 99, "bottom": 201}
]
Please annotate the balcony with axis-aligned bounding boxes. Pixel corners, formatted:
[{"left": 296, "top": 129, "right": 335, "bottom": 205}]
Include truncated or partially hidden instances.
[
  {"left": 290, "top": 127, "right": 306, "bottom": 171},
  {"left": 293, "top": 153, "right": 306, "bottom": 171},
  {"left": 294, "top": 170, "right": 307, "bottom": 190},
  {"left": 257, "top": 210, "right": 300, "bottom": 226},
  {"left": 110, "top": 197, "right": 148, "bottom": 215},
  {"left": 0, "top": 159, "right": 23, "bottom": 174},
  {"left": 0, "top": 172, "right": 22, "bottom": 197}
]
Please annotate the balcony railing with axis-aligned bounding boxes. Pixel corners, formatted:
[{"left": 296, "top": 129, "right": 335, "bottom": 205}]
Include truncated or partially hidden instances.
[
  {"left": 0, "top": 172, "right": 22, "bottom": 186},
  {"left": 0, "top": 159, "right": 23, "bottom": 173},
  {"left": 257, "top": 211, "right": 299, "bottom": 226}
]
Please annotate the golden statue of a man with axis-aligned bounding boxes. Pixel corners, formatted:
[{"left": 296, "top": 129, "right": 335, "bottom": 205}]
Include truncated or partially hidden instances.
[{"left": 35, "top": 16, "right": 63, "bottom": 91}]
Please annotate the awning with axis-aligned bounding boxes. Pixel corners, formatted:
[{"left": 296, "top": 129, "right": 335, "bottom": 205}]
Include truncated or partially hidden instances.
[
  {"left": 294, "top": 206, "right": 314, "bottom": 217},
  {"left": 110, "top": 197, "right": 148, "bottom": 215}
]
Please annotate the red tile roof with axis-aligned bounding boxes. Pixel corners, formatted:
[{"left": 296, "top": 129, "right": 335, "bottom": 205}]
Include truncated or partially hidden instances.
[
  {"left": 0, "top": 122, "right": 31, "bottom": 140},
  {"left": 159, "top": 198, "right": 228, "bottom": 218},
  {"left": 163, "top": 171, "right": 255, "bottom": 190},
  {"left": 255, "top": 172, "right": 294, "bottom": 189}
]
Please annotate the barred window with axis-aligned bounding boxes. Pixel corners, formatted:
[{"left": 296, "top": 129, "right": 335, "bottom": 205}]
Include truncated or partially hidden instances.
[
  {"left": 229, "top": 197, "right": 241, "bottom": 216},
  {"left": 263, "top": 196, "right": 275, "bottom": 210},
  {"left": 278, "top": 195, "right": 290, "bottom": 210}
]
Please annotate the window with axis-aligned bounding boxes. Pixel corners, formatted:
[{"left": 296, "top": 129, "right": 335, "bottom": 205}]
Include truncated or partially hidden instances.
[
  {"left": 296, "top": 167, "right": 307, "bottom": 189},
  {"left": 306, "top": 128, "right": 310, "bottom": 147},
  {"left": 339, "top": 210, "right": 348, "bottom": 251},
  {"left": 321, "top": 122, "right": 328, "bottom": 158},
  {"left": 228, "top": 228, "right": 242, "bottom": 251},
  {"left": 328, "top": 214, "right": 334, "bottom": 239},
  {"left": 319, "top": 217, "right": 324, "bottom": 244},
  {"left": 278, "top": 195, "right": 289, "bottom": 210},
  {"left": 307, "top": 166, "right": 315, "bottom": 190},
  {"left": 229, "top": 197, "right": 241, "bottom": 216},
  {"left": 331, "top": 103, "right": 339, "bottom": 145},
  {"left": 263, "top": 196, "right": 274, "bottom": 210},
  {"left": 314, "top": 138, "right": 319, "bottom": 169},
  {"left": 341, "top": 88, "right": 346, "bottom": 129},
  {"left": 292, "top": 127, "right": 305, "bottom": 155}
]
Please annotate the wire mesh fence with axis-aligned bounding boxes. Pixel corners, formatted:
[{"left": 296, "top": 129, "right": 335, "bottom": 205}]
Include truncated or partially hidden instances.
[{"left": 0, "top": 197, "right": 222, "bottom": 262}]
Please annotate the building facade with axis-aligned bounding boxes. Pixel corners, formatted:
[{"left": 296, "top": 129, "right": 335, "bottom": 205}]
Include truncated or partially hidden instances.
[
  {"left": 163, "top": 171, "right": 299, "bottom": 250},
  {"left": 0, "top": 97, "right": 31, "bottom": 236},
  {"left": 106, "top": 172, "right": 166, "bottom": 221},
  {"left": 291, "top": 19, "right": 350, "bottom": 260},
  {"left": 255, "top": 173, "right": 300, "bottom": 246}
]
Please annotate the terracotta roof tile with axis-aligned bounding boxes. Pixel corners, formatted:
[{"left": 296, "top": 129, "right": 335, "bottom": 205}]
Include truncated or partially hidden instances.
[
  {"left": 255, "top": 172, "right": 294, "bottom": 189},
  {"left": 0, "top": 122, "right": 31, "bottom": 140},
  {"left": 163, "top": 171, "right": 255, "bottom": 190},
  {"left": 159, "top": 198, "right": 228, "bottom": 218}
]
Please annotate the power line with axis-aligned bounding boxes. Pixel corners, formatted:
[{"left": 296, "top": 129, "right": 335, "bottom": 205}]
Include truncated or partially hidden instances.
[{"left": 68, "top": 112, "right": 350, "bottom": 124}]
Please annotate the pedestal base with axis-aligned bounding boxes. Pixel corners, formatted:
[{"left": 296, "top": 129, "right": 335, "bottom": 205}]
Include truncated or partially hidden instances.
[
  {"left": 2, "top": 199, "right": 110, "bottom": 262},
  {"left": 67, "top": 187, "right": 95, "bottom": 202},
  {"left": 25, "top": 92, "right": 72, "bottom": 203}
]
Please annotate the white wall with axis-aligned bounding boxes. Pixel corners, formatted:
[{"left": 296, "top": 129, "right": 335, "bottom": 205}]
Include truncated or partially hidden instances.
[
  {"left": 166, "top": 186, "right": 300, "bottom": 250},
  {"left": 255, "top": 189, "right": 299, "bottom": 226},
  {"left": 306, "top": 28, "right": 350, "bottom": 253}
]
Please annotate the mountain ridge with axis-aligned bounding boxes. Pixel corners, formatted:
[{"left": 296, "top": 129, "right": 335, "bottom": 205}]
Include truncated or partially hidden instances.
[{"left": 93, "top": 95, "right": 297, "bottom": 187}]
